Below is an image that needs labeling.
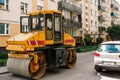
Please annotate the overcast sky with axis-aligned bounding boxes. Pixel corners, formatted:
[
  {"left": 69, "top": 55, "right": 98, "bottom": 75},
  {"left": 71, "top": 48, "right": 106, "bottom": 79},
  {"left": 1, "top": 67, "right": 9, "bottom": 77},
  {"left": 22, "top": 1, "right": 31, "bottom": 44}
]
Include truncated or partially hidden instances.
[{"left": 115, "top": 0, "right": 120, "bottom": 4}]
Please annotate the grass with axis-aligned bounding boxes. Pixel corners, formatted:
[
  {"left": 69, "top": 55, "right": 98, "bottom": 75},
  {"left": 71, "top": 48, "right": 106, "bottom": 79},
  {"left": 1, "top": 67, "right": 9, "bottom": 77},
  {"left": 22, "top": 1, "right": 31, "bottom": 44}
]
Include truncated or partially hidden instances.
[{"left": 0, "top": 51, "right": 9, "bottom": 67}]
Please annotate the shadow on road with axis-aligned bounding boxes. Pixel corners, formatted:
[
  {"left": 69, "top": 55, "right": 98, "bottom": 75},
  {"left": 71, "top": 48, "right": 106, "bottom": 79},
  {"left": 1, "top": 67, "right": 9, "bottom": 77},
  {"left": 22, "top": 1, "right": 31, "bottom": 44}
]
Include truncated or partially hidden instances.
[{"left": 99, "top": 71, "right": 120, "bottom": 79}]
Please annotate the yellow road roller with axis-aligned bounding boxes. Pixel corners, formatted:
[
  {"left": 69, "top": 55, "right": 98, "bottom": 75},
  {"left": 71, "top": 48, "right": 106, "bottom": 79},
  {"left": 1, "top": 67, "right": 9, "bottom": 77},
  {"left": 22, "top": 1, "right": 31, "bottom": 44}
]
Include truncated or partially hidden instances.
[{"left": 6, "top": 10, "right": 77, "bottom": 79}]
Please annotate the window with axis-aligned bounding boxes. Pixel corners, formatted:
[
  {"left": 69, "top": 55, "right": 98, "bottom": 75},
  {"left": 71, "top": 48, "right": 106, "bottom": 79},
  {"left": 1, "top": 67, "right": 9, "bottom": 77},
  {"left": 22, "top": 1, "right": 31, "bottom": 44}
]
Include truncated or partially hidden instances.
[
  {"left": 86, "top": 12, "right": 88, "bottom": 15},
  {"left": 95, "top": 11, "right": 97, "bottom": 16},
  {"left": 95, "top": 0, "right": 96, "bottom": 5},
  {"left": 54, "top": 14, "right": 61, "bottom": 31},
  {"left": 80, "top": 31, "right": 82, "bottom": 37},
  {"left": 86, "top": 24, "right": 88, "bottom": 28},
  {"left": 95, "top": 0, "right": 97, "bottom": 6},
  {"left": 0, "top": 23, "right": 9, "bottom": 35},
  {"left": 51, "top": 0, "right": 55, "bottom": 2},
  {"left": 86, "top": 7, "right": 88, "bottom": 10},
  {"left": 91, "top": 9, "right": 93, "bottom": 15},
  {"left": 54, "top": 13, "right": 61, "bottom": 41},
  {"left": 91, "top": 20, "right": 93, "bottom": 27},
  {"left": 21, "top": 2, "right": 28, "bottom": 14},
  {"left": 86, "top": 0, "right": 88, "bottom": 3},
  {"left": 32, "top": 15, "right": 44, "bottom": 31},
  {"left": 22, "top": 25, "right": 28, "bottom": 32},
  {"left": 61, "top": 0, "right": 66, "bottom": 1},
  {"left": 46, "top": 14, "right": 52, "bottom": 30},
  {"left": 86, "top": 19, "right": 88, "bottom": 22},
  {"left": 20, "top": 16, "right": 29, "bottom": 33},
  {"left": 90, "top": 0, "right": 93, "bottom": 4},
  {"left": 73, "top": 30, "right": 76, "bottom": 37},
  {"left": 0, "top": 0, "right": 9, "bottom": 10},
  {"left": 95, "top": 21, "right": 97, "bottom": 27},
  {"left": 37, "top": 5, "right": 43, "bottom": 10}
]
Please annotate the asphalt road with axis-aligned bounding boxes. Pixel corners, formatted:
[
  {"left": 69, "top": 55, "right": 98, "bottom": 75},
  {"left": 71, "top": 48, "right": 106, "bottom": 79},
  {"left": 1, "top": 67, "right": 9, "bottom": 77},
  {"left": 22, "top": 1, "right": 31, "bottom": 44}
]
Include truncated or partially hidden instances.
[{"left": 0, "top": 51, "right": 120, "bottom": 80}]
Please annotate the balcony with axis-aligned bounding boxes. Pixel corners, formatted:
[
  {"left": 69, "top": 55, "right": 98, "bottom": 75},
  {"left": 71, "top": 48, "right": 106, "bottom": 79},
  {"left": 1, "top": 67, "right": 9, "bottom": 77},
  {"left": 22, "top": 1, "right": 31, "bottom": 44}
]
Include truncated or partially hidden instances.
[
  {"left": 63, "top": 18, "right": 82, "bottom": 28},
  {"left": 63, "top": 19, "right": 73, "bottom": 27},
  {"left": 111, "top": 3, "right": 119, "bottom": 11},
  {"left": 98, "top": 26, "right": 106, "bottom": 32},
  {"left": 111, "top": 21, "right": 115, "bottom": 25},
  {"left": 98, "top": 5, "right": 106, "bottom": 11},
  {"left": 73, "top": 21, "right": 82, "bottom": 28},
  {"left": 98, "top": 15, "right": 106, "bottom": 22},
  {"left": 74, "top": 36, "right": 82, "bottom": 44},
  {"left": 111, "top": 12, "right": 118, "bottom": 18},
  {"left": 58, "top": 1, "right": 82, "bottom": 14}
]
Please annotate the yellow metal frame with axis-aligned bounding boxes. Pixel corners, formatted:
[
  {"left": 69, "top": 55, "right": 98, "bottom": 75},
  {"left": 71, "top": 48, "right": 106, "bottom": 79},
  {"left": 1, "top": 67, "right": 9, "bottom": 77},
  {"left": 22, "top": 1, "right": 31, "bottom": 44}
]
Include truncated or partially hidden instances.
[{"left": 6, "top": 10, "right": 75, "bottom": 52}]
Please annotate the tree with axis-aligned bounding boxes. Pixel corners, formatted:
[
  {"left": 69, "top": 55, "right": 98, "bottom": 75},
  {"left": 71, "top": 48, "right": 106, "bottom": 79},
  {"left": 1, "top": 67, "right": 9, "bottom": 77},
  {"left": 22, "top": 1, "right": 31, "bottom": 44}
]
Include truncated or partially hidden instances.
[{"left": 107, "top": 24, "right": 120, "bottom": 40}]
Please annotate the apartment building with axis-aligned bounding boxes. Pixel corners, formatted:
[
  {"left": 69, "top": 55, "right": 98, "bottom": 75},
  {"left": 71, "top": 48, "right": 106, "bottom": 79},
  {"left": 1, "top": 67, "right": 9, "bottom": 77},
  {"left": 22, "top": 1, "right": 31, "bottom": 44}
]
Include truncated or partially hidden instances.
[
  {"left": 80, "top": 0, "right": 97, "bottom": 42},
  {"left": 90, "top": 0, "right": 98, "bottom": 42},
  {"left": 98, "top": 0, "right": 120, "bottom": 41},
  {"left": 80, "top": 0, "right": 98, "bottom": 43},
  {"left": 58, "top": 0, "right": 82, "bottom": 43},
  {"left": 98, "top": 0, "right": 111, "bottom": 41},
  {"left": 0, "top": 0, "right": 32, "bottom": 48},
  {"left": 111, "top": 0, "right": 120, "bottom": 25},
  {"left": 37, "top": 0, "right": 59, "bottom": 10}
]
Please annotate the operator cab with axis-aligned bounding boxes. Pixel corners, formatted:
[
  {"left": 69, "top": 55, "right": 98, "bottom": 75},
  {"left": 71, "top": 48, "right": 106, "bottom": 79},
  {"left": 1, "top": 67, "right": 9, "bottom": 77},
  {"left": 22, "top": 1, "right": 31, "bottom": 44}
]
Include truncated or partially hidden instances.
[{"left": 20, "top": 10, "right": 62, "bottom": 43}]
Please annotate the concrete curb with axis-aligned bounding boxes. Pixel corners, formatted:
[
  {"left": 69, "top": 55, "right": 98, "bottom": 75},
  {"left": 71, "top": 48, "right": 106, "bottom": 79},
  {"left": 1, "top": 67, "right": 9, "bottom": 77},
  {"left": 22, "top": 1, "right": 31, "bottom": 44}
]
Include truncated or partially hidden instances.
[
  {"left": 0, "top": 71, "right": 9, "bottom": 75},
  {"left": 0, "top": 67, "right": 9, "bottom": 75}
]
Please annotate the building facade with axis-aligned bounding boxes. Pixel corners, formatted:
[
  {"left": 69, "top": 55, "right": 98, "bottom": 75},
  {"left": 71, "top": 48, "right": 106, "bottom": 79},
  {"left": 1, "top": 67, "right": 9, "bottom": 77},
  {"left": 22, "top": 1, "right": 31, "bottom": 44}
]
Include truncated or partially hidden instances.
[
  {"left": 81, "top": 0, "right": 120, "bottom": 43},
  {"left": 0, "top": 0, "right": 32, "bottom": 47},
  {"left": 98, "top": 0, "right": 120, "bottom": 41},
  {"left": 0, "top": 0, "right": 120, "bottom": 48},
  {"left": 58, "top": 0, "right": 82, "bottom": 43},
  {"left": 111, "top": 0, "right": 120, "bottom": 25},
  {"left": 80, "top": 0, "right": 98, "bottom": 43}
]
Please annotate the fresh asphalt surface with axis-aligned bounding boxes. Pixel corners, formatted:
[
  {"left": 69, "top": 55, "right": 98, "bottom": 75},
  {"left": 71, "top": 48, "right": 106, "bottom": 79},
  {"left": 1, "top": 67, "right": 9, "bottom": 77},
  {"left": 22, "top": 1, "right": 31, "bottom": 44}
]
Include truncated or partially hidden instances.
[{"left": 0, "top": 51, "right": 120, "bottom": 80}]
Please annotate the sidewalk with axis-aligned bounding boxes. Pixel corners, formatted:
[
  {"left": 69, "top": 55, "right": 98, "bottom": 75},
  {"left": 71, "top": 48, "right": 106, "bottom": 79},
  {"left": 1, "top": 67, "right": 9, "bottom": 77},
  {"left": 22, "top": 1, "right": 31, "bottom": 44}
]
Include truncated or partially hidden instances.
[{"left": 0, "top": 66, "right": 9, "bottom": 75}]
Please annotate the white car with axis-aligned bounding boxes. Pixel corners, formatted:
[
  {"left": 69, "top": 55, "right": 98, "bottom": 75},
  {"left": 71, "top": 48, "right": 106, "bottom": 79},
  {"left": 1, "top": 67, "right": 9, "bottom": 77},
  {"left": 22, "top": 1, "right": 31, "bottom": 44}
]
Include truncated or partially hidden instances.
[{"left": 94, "top": 41, "right": 120, "bottom": 72}]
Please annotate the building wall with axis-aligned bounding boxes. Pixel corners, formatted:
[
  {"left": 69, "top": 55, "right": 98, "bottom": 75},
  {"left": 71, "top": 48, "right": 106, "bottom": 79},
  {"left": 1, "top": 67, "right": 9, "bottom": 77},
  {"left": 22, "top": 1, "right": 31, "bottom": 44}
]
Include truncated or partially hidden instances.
[
  {"left": 0, "top": 24, "right": 20, "bottom": 47},
  {"left": 90, "top": 0, "right": 99, "bottom": 42},
  {"left": 98, "top": 0, "right": 112, "bottom": 41},
  {"left": 48, "top": 0, "right": 58, "bottom": 10},
  {"left": 111, "top": 0, "right": 120, "bottom": 25},
  {"left": 0, "top": 0, "right": 32, "bottom": 47}
]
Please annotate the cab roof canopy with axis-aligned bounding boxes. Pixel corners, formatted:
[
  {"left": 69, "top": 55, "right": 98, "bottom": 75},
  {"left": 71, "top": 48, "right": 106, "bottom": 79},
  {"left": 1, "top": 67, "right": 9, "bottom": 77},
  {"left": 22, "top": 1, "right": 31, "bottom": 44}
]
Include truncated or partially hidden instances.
[{"left": 28, "top": 10, "right": 62, "bottom": 16}]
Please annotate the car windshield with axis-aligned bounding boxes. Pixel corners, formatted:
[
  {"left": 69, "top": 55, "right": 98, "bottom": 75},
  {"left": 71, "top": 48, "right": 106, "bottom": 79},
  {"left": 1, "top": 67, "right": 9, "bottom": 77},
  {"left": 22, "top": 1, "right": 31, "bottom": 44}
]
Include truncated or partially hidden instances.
[{"left": 97, "top": 44, "right": 120, "bottom": 53}]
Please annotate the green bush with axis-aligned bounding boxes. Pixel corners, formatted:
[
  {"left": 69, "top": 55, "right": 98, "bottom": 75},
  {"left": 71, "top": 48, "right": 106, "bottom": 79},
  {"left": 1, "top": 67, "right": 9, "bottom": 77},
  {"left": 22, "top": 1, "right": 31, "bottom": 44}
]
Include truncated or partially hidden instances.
[
  {"left": 76, "top": 46, "right": 87, "bottom": 52},
  {"left": 76, "top": 45, "right": 98, "bottom": 53},
  {"left": 84, "top": 37, "right": 92, "bottom": 46},
  {"left": 76, "top": 46, "right": 81, "bottom": 52},
  {"left": 0, "top": 51, "right": 9, "bottom": 67},
  {"left": 0, "top": 59, "right": 7, "bottom": 67},
  {"left": 0, "top": 51, "right": 8, "bottom": 59},
  {"left": 96, "top": 37, "right": 103, "bottom": 44}
]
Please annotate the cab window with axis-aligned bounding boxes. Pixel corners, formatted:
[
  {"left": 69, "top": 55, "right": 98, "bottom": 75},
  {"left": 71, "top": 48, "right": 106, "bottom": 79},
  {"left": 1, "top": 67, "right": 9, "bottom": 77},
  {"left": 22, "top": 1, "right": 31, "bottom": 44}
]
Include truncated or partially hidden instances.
[
  {"left": 32, "top": 15, "right": 44, "bottom": 31},
  {"left": 45, "top": 14, "right": 52, "bottom": 30}
]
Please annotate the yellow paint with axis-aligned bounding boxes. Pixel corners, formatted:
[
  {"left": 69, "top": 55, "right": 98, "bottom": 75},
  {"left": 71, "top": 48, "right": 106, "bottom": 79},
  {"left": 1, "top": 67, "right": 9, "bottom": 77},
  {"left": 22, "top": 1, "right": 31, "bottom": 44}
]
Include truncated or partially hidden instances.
[
  {"left": 6, "top": 10, "right": 75, "bottom": 52},
  {"left": 64, "top": 33, "right": 76, "bottom": 47},
  {"left": 8, "top": 53, "right": 29, "bottom": 59}
]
